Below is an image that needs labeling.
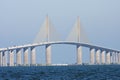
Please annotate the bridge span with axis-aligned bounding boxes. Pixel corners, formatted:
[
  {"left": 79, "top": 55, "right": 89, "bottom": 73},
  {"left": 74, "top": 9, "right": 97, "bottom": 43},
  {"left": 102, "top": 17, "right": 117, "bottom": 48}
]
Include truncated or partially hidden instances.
[
  {"left": 1, "top": 41, "right": 119, "bottom": 52},
  {"left": 0, "top": 41, "right": 120, "bottom": 66}
]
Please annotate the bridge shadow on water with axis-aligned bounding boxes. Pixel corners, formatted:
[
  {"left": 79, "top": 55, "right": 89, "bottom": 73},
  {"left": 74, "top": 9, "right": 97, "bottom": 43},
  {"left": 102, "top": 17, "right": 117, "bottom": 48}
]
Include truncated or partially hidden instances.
[{"left": 0, "top": 65, "right": 120, "bottom": 80}]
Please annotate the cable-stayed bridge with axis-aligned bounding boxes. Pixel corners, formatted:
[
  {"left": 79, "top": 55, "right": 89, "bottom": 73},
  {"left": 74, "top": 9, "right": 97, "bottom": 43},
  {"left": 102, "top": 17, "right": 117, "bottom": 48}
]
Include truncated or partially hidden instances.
[{"left": 0, "top": 16, "right": 120, "bottom": 66}]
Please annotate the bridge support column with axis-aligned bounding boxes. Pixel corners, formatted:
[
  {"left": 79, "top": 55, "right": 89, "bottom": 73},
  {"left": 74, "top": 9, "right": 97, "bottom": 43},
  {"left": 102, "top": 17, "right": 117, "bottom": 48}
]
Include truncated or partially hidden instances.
[
  {"left": 114, "top": 52, "right": 117, "bottom": 64},
  {"left": 1, "top": 52, "right": 4, "bottom": 66},
  {"left": 101, "top": 51, "right": 105, "bottom": 64},
  {"left": 9, "top": 50, "right": 14, "bottom": 66},
  {"left": 0, "top": 51, "right": 4, "bottom": 66},
  {"left": 113, "top": 52, "right": 116, "bottom": 64},
  {"left": 90, "top": 48, "right": 95, "bottom": 65},
  {"left": 23, "top": 48, "right": 29, "bottom": 66},
  {"left": 118, "top": 53, "right": 120, "bottom": 64},
  {"left": 77, "top": 45, "right": 82, "bottom": 65},
  {"left": 0, "top": 52, "right": 2, "bottom": 66},
  {"left": 46, "top": 44, "right": 51, "bottom": 65},
  {"left": 3, "top": 51, "right": 7, "bottom": 66},
  {"left": 96, "top": 49, "right": 101, "bottom": 64},
  {"left": 2, "top": 51, "right": 6, "bottom": 66},
  {"left": 110, "top": 53, "right": 113, "bottom": 64},
  {"left": 30, "top": 47, "right": 36, "bottom": 65},
  {"left": 16, "top": 49, "right": 22, "bottom": 66},
  {"left": 115, "top": 52, "right": 118, "bottom": 64},
  {"left": 106, "top": 52, "right": 111, "bottom": 64},
  {"left": 112, "top": 52, "right": 115, "bottom": 64}
]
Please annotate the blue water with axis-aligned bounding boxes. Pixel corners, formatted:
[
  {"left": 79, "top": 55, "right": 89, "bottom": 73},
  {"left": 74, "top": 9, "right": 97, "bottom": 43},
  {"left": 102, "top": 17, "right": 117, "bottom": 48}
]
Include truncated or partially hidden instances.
[{"left": 0, "top": 65, "right": 120, "bottom": 80}]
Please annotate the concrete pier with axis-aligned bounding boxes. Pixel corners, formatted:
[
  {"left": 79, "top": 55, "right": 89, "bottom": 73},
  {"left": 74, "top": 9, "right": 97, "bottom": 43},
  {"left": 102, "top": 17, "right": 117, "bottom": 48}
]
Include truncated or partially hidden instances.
[
  {"left": 16, "top": 49, "right": 22, "bottom": 66},
  {"left": 113, "top": 52, "right": 116, "bottom": 64},
  {"left": 2, "top": 52, "right": 6, "bottom": 66},
  {"left": 90, "top": 48, "right": 95, "bottom": 64},
  {"left": 106, "top": 52, "right": 111, "bottom": 64},
  {"left": 46, "top": 45, "right": 51, "bottom": 65},
  {"left": 118, "top": 53, "right": 120, "bottom": 64},
  {"left": 23, "top": 48, "right": 29, "bottom": 65},
  {"left": 77, "top": 45, "right": 82, "bottom": 65},
  {"left": 101, "top": 51, "right": 105, "bottom": 64},
  {"left": 0, "top": 52, "right": 3, "bottom": 66},
  {"left": 112, "top": 52, "right": 115, "bottom": 64},
  {"left": 110, "top": 53, "right": 113, "bottom": 64},
  {"left": 115, "top": 52, "right": 118, "bottom": 64},
  {"left": 9, "top": 50, "right": 14, "bottom": 66},
  {"left": 96, "top": 49, "right": 101, "bottom": 64},
  {"left": 30, "top": 47, "right": 36, "bottom": 65}
]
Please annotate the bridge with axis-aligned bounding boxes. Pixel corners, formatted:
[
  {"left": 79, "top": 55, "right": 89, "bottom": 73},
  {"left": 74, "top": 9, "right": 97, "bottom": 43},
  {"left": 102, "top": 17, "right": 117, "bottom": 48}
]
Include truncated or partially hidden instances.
[{"left": 0, "top": 16, "right": 120, "bottom": 66}]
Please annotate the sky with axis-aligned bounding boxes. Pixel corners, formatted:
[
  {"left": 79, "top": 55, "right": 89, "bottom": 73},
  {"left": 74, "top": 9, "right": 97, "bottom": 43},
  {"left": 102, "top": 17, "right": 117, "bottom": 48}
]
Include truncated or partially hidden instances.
[{"left": 0, "top": 0, "right": 120, "bottom": 64}]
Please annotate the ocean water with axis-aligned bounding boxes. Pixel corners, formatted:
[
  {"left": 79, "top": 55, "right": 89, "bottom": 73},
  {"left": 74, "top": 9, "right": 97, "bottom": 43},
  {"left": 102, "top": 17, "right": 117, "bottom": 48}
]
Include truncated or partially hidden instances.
[{"left": 0, "top": 65, "right": 120, "bottom": 80}]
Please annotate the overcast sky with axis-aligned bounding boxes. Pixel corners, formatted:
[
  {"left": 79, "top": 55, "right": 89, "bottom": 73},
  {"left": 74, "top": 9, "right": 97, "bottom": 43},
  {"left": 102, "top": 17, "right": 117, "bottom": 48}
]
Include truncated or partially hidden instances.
[{"left": 0, "top": 0, "right": 120, "bottom": 64}]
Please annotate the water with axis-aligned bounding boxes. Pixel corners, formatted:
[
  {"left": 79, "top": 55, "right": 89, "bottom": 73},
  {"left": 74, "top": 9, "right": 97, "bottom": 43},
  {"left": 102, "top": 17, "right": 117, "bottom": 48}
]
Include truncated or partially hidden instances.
[{"left": 0, "top": 65, "right": 120, "bottom": 80}]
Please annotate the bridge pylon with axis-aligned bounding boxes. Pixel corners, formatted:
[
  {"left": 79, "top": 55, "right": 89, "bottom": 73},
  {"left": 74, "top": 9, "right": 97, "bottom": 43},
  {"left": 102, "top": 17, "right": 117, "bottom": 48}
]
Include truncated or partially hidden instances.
[
  {"left": 45, "top": 15, "right": 51, "bottom": 65},
  {"left": 76, "top": 16, "right": 82, "bottom": 65},
  {"left": 34, "top": 15, "right": 62, "bottom": 65}
]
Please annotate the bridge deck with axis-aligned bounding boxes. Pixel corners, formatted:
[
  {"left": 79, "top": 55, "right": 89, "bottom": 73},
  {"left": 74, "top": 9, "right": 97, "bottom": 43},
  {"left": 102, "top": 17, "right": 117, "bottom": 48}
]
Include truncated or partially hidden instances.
[{"left": 0, "top": 41, "right": 119, "bottom": 52}]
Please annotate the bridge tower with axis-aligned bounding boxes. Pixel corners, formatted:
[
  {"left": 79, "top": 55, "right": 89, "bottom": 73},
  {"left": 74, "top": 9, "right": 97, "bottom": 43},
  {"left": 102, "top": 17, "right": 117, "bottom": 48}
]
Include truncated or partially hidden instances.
[
  {"left": 45, "top": 15, "right": 51, "bottom": 65},
  {"left": 76, "top": 16, "right": 82, "bottom": 65},
  {"left": 34, "top": 15, "right": 60, "bottom": 65},
  {"left": 67, "top": 16, "right": 86, "bottom": 65}
]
